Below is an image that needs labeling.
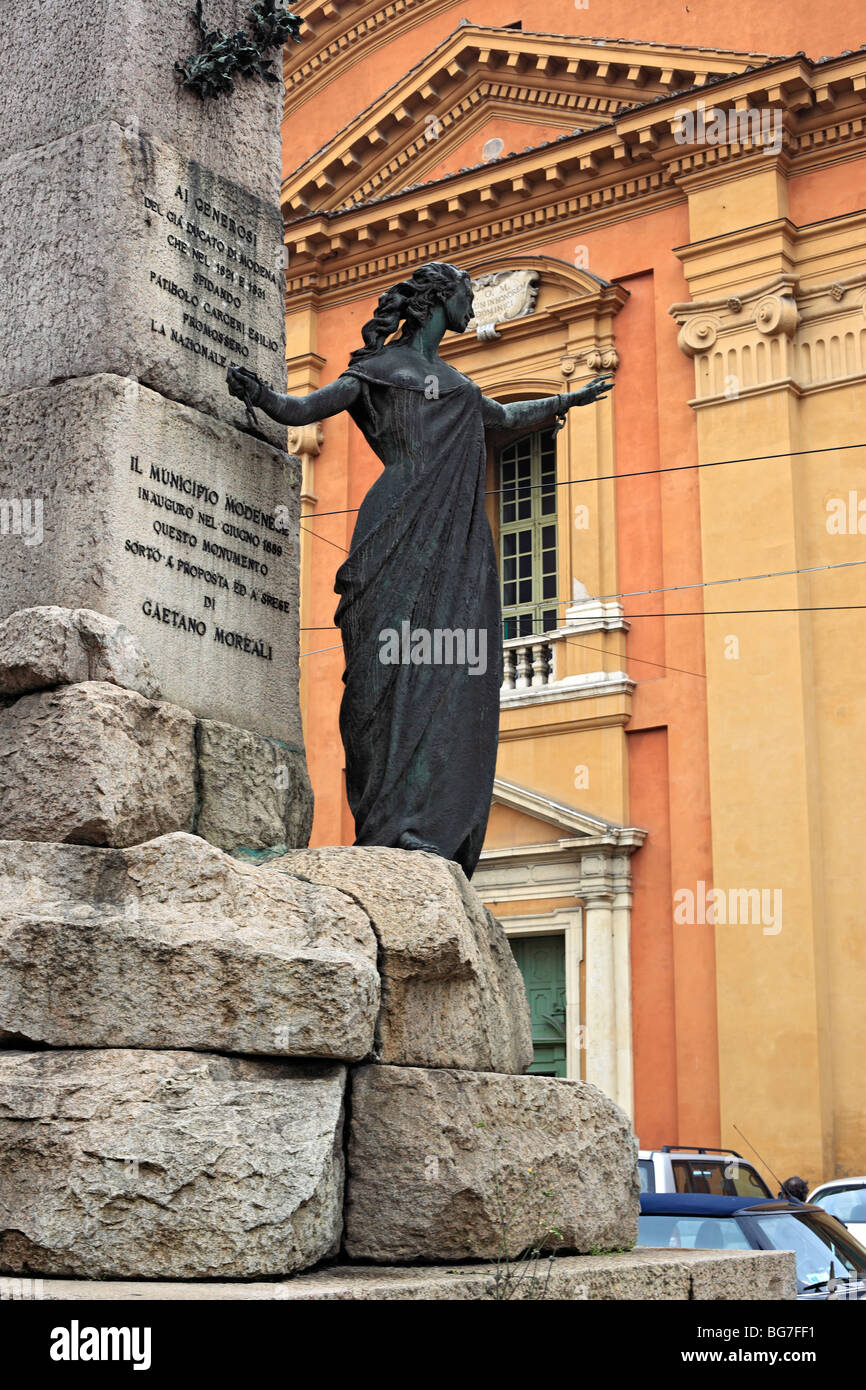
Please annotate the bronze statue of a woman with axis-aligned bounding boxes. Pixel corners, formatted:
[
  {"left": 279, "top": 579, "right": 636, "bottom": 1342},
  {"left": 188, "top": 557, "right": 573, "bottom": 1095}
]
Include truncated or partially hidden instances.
[{"left": 228, "top": 262, "right": 612, "bottom": 878}]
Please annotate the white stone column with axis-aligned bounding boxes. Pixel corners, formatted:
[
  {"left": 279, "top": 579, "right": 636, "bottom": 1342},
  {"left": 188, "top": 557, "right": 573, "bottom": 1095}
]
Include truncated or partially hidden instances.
[
  {"left": 564, "top": 910, "right": 584, "bottom": 1081},
  {"left": 580, "top": 849, "right": 637, "bottom": 1116},
  {"left": 612, "top": 854, "right": 635, "bottom": 1120},
  {"left": 581, "top": 853, "right": 618, "bottom": 1101}
]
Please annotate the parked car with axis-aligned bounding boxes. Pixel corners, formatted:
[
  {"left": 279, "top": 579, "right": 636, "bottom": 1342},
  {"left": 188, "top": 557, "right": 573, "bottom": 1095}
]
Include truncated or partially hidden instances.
[
  {"left": 808, "top": 1177, "right": 866, "bottom": 1245},
  {"left": 638, "top": 1193, "right": 866, "bottom": 1299},
  {"left": 638, "top": 1146, "right": 772, "bottom": 1199}
]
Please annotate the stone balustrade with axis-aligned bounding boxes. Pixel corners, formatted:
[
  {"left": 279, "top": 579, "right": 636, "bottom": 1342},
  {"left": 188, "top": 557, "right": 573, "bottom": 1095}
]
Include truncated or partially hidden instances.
[{"left": 501, "top": 635, "right": 555, "bottom": 690}]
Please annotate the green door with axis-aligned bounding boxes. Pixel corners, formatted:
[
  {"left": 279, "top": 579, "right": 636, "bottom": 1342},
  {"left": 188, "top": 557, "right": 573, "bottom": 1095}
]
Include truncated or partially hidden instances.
[{"left": 509, "top": 934, "right": 567, "bottom": 1077}]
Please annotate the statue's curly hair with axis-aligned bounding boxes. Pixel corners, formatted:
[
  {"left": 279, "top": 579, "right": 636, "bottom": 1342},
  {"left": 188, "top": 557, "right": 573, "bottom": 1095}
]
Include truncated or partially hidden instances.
[{"left": 350, "top": 261, "right": 471, "bottom": 361}]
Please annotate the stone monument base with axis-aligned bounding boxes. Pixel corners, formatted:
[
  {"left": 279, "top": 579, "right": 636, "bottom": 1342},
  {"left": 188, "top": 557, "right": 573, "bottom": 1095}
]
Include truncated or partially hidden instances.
[
  {"left": 4, "top": 836, "right": 782, "bottom": 1295},
  {"left": 20, "top": 1247, "right": 795, "bottom": 1301},
  {"left": 0, "top": 834, "right": 640, "bottom": 1281}
]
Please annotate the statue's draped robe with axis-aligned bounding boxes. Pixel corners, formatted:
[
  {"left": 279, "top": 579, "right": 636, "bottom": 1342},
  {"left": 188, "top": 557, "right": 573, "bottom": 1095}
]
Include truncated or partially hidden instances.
[{"left": 334, "top": 354, "right": 502, "bottom": 878}]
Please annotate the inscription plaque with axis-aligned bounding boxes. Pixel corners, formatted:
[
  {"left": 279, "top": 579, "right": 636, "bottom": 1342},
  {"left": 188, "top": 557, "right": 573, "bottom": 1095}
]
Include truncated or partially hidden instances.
[
  {"left": 0, "top": 375, "right": 301, "bottom": 743},
  {"left": 0, "top": 123, "right": 288, "bottom": 449},
  {"left": 466, "top": 268, "right": 541, "bottom": 340}
]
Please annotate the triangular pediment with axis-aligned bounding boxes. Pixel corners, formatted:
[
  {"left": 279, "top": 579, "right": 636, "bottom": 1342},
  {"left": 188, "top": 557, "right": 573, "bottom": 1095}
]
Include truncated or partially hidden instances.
[
  {"left": 282, "top": 23, "right": 781, "bottom": 216},
  {"left": 377, "top": 100, "right": 597, "bottom": 196},
  {"left": 484, "top": 779, "right": 647, "bottom": 857},
  {"left": 486, "top": 802, "right": 576, "bottom": 851},
  {"left": 490, "top": 778, "right": 618, "bottom": 842}
]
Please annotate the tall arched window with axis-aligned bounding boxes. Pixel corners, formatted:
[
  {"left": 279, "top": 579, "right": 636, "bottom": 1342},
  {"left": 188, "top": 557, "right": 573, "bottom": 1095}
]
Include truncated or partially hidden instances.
[{"left": 498, "top": 428, "right": 558, "bottom": 639}]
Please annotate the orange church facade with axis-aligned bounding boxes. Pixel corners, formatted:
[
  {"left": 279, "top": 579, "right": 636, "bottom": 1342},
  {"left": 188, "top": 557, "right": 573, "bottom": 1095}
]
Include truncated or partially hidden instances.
[{"left": 280, "top": 2, "right": 866, "bottom": 1183}]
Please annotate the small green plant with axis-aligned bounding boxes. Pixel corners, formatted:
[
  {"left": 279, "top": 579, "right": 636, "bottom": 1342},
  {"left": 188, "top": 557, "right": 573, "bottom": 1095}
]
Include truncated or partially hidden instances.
[
  {"left": 476, "top": 1122, "right": 565, "bottom": 1301},
  {"left": 175, "top": 0, "right": 302, "bottom": 102}
]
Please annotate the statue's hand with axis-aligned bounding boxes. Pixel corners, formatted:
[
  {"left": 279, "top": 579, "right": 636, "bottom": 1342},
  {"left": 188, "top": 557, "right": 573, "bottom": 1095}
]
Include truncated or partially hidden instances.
[
  {"left": 553, "top": 375, "right": 613, "bottom": 433},
  {"left": 574, "top": 374, "right": 614, "bottom": 406},
  {"left": 227, "top": 365, "right": 265, "bottom": 407}
]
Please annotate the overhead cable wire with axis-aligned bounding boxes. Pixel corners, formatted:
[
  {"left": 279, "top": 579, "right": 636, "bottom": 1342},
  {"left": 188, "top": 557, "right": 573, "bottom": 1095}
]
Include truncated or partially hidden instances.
[
  {"left": 298, "top": 439, "right": 866, "bottom": 520},
  {"left": 299, "top": 556, "right": 866, "bottom": 630}
]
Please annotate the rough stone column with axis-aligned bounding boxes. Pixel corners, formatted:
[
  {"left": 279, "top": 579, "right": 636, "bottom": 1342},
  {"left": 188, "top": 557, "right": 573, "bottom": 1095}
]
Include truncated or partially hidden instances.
[{"left": 0, "top": 1, "right": 312, "bottom": 848}]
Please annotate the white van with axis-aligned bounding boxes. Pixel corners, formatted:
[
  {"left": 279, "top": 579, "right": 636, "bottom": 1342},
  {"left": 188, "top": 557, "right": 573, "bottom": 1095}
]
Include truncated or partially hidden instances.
[{"left": 639, "top": 1146, "right": 772, "bottom": 1199}]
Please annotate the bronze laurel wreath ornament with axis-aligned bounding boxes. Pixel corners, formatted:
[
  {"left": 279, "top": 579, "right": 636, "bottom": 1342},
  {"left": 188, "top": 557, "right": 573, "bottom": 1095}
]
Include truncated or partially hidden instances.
[{"left": 176, "top": 0, "right": 302, "bottom": 101}]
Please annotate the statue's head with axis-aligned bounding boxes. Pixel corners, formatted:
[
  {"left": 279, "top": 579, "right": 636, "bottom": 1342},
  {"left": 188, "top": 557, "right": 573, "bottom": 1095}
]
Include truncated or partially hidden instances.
[{"left": 350, "top": 262, "right": 473, "bottom": 360}]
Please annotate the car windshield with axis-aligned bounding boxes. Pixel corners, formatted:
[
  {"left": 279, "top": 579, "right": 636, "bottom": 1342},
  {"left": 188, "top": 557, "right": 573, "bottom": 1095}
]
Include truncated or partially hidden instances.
[
  {"left": 742, "top": 1211, "right": 866, "bottom": 1289},
  {"left": 811, "top": 1186, "right": 866, "bottom": 1225},
  {"left": 637, "top": 1214, "right": 753, "bottom": 1251},
  {"left": 671, "top": 1158, "right": 770, "bottom": 1199}
]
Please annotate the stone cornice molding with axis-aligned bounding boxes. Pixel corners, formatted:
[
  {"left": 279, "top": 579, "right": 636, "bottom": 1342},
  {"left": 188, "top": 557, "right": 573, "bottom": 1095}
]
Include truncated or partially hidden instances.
[
  {"left": 282, "top": 23, "right": 781, "bottom": 212},
  {"left": 282, "top": 51, "right": 866, "bottom": 293},
  {"left": 286, "top": 9, "right": 778, "bottom": 112},
  {"left": 663, "top": 106, "right": 866, "bottom": 192},
  {"left": 559, "top": 599, "right": 630, "bottom": 634},
  {"left": 286, "top": 349, "right": 328, "bottom": 380},
  {"left": 341, "top": 86, "right": 624, "bottom": 212},
  {"left": 500, "top": 671, "right": 635, "bottom": 711},
  {"left": 614, "top": 59, "right": 866, "bottom": 187},
  {"left": 283, "top": 0, "right": 459, "bottom": 115},
  {"left": 287, "top": 84, "right": 627, "bottom": 215},
  {"left": 483, "top": 832, "right": 647, "bottom": 859},
  {"left": 672, "top": 217, "right": 799, "bottom": 295},
  {"left": 475, "top": 833, "right": 646, "bottom": 905},
  {"left": 480, "top": 832, "right": 646, "bottom": 867},
  {"left": 284, "top": 48, "right": 866, "bottom": 233},
  {"left": 474, "top": 839, "right": 642, "bottom": 908},
  {"left": 283, "top": 12, "right": 775, "bottom": 121},
  {"left": 283, "top": 165, "right": 675, "bottom": 304}
]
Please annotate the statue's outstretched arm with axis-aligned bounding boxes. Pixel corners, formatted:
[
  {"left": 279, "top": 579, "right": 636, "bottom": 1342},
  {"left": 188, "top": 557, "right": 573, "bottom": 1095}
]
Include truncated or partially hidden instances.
[
  {"left": 481, "top": 375, "right": 613, "bottom": 436},
  {"left": 227, "top": 366, "right": 361, "bottom": 425}
]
